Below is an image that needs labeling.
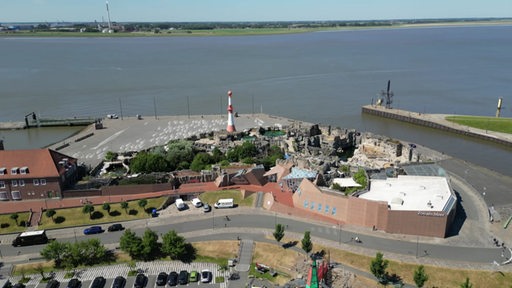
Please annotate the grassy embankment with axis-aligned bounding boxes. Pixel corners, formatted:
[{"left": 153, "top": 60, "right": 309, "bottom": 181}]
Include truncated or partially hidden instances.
[
  {"left": 199, "top": 189, "right": 256, "bottom": 207},
  {"left": 445, "top": 115, "right": 512, "bottom": 134}
]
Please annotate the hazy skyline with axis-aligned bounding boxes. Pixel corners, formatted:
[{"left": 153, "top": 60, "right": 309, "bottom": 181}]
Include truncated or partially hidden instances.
[{"left": 1, "top": 0, "right": 511, "bottom": 23}]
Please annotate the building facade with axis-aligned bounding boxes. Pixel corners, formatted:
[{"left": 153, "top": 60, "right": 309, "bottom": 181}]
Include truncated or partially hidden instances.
[{"left": 0, "top": 149, "right": 78, "bottom": 201}]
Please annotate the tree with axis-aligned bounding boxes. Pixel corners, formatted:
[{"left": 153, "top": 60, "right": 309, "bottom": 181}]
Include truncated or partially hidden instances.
[
  {"left": 138, "top": 199, "right": 148, "bottom": 214},
  {"left": 301, "top": 231, "right": 313, "bottom": 254},
  {"left": 460, "top": 278, "right": 473, "bottom": 288},
  {"left": 273, "top": 224, "right": 285, "bottom": 244},
  {"left": 45, "top": 209, "right": 56, "bottom": 222},
  {"left": 41, "top": 240, "right": 69, "bottom": 267},
  {"left": 102, "top": 203, "right": 111, "bottom": 214},
  {"left": 161, "top": 230, "right": 187, "bottom": 260},
  {"left": 121, "top": 201, "right": 129, "bottom": 214},
  {"left": 413, "top": 265, "right": 429, "bottom": 288},
  {"left": 140, "top": 229, "right": 159, "bottom": 261},
  {"left": 10, "top": 213, "right": 19, "bottom": 225},
  {"left": 120, "top": 229, "right": 142, "bottom": 259},
  {"left": 104, "top": 151, "right": 118, "bottom": 162},
  {"left": 82, "top": 204, "right": 95, "bottom": 219},
  {"left": 190, "top": 152, "right": 214, "bottom": 172},
  {"left": 370, "top": 252, "right": 389, "bottom": 284}
]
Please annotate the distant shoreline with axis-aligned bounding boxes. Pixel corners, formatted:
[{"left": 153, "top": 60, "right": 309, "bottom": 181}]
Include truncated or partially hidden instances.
[{"left": 2, "top": 19, "right": 511, "bottom": 38}]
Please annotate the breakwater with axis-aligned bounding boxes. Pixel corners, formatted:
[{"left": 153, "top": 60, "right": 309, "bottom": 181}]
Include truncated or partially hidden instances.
[{"left": 362, "top": 105, "right": 512, "bottom": 148}]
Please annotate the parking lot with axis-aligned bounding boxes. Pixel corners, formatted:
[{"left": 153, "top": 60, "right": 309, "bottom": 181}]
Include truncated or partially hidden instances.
[{"left": 10, "top": 261, "right": 227, "bottom": 288}]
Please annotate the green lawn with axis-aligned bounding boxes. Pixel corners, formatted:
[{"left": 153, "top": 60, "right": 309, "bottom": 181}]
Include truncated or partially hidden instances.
[
  {"left": 445, "top": 115, "right": 512, "bottom": 134},
  {"left": 39, "top": 197, "right": 167, "bottom": 229},
  {"left": 0, "top": 212, "right": 31, "bottom": 234},
  {"left": 199, "top": 190, "right": 255, "bottom": 207}
]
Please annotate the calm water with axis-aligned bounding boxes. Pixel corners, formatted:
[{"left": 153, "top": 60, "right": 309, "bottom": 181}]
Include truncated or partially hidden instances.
[{"left": 1, "top": 25, "right": 511, "bottom": 175}]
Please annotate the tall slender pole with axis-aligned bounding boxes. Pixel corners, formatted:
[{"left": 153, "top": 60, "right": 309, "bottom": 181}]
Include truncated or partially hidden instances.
[
  {"left": 187, "top": 96, "right": 190, "bottom": 119},
  {"left": 415, "top": 235, "right": 419, "bottom": 258},
  {"left": 212, "top": 207, "right": 215, "bottom": 230},
  {"left": 153, "top": 96, "right": 157, "bottom": 120},
  {"left": 119, "top": 98, "right": 123, "bottom": 120}
]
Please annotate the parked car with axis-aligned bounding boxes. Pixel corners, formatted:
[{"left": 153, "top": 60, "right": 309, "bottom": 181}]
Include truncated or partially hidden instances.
[
  {"left": 203, "top": 203, "right": 211, "bottom": 212},
  {"left": 156, "top": 272, "right": 168, "bottom": 286},
  {"left": 191, "top": 198, "right": 203, "bottom": 208},
  {"left": 133, "top": 274, "right": 147, "bottom": 288},
  {"left": 178, "top": 271, "right": 188, "bottom": 285},
  {"left": 67, "top": 279, "right": 81, "bottom": 288},
  {"left": 12, "top": 284, "right": 25, "bottom": 288},
  {"left": 201, "top": 270, "right": 212, "bottom": 283},
  {"left": 46, "top": 280, "right": 60, "bottom": 288},
  {"left": 83, "top": 226, "right": 103, "bottom": 235},
  {"left": 167, "top": 272, "right": 178, "bottom": 286},
  {"left": 112, "top": 276, "right": 126, "bottom": 288},
  {"left": 189, "top": 271, "right": 199, "bottom": 282},
  {"left": 90, "top": 277, "right": 106, "bottom": 288},
  {"left": 107, "top": 224, "right": 124, "bottom": 232}
]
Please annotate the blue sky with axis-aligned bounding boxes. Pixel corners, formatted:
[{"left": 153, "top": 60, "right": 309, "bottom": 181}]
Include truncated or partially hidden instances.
[{"left": 1, "top": 0, "right": 511, "bottom": 23}]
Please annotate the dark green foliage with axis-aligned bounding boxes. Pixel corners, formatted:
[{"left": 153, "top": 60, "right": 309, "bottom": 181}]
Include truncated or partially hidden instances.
[
  {"left": 41, "top": 239, "right": 110, "bottom": 268},
  {"left": 120, "top": 201, "right": 129, "bottom": 213},
  {"left": 165, "top": 140, "right": 195, "bottom": 171},
  {"left": 211, "top": 147, "right": 225, "bottom": 163},
  {"left": 370, "top": 252, "right": 389, "bottom": 283},
  {"left": 353, "top": 168, "right": 367, "bottom": 188},
  {"left": 190, "top": 152, "right": 214, "bottom": 172},
  {"left": 45, "top": 209, "right": 56, "bottom": 221},
  {"left": 161, "top": 230, "right": 187, "bottom": 260},
  {"left": 102, "top": 203, "right": 111, "bottom": 214},
  {"left": 130, "top": 151, "right": 168, "bottom": 173},
  {"left": 120, "top": 229, "right": 143, "bottom": 259},
  {"left": 273, "top": 224, "right": 285, "bottom": 243},
  {"left": 301, "top": 231, "right": 313, "bottom": 254},
  {"left": 140, "top": 229, "right": 159, "bottom": 261},
  {"left": 226, "top": 142, "right": 258, "bottom": 162},
  {"left": 104, "top": 151, "right": 118, "bottom": 162},
  {"left": 138, "top": 199, "right": 148, "bottom": 212},
  {"left": 10, "top": 213, "right": 19, "bottom": 225},
  {"left": 82, "top": 204, "right": 94, "bottom": 219},
  {"left": 413, "top": 265, "right": 429, "bottom": 288},
  {"left": 460, "top": 278, "right": 473, "bottom": 288}
]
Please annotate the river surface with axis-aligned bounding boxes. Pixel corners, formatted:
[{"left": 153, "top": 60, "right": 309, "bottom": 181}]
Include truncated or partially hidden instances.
[{"left": 1, "top": 25, "right": 511, "bottom": 175}]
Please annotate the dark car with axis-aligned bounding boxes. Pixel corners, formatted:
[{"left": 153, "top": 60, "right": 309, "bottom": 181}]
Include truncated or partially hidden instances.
[
  {"left": 112, "top": 276, "right": 126, "bottom": 288},
  {"left": 13, "top": 284, "right": 26, "bottom": 288},
  {"left": 178, "top": 271, "right": 188, "bottom": 285},
  {"left": 46, "top": 280, "right": 60, "bottom": 288},
  {"left": 156, "top": 272, "right": 168, "bottom": 286},
  {"left": 83, "top": 226, "right": 103, "bottom": 235},
  {"left": 90, "top": 277, "right": 106, "bottom": 288},
  {"left": 67, "top": 279, "right": 81, "bottom": 288},
  {"left": 107, "top": 224, "right": 124, "bottom": 232},
  {"left": 167, "top": 272, "right": 179, "bottom": 286},
  {"left": 133, "top": 274, "right": 147, "bottom": 288}
]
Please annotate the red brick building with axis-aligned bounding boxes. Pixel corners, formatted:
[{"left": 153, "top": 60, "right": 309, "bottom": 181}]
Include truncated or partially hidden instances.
[
  {"left": 0, "top": 149, "right": 78, "bottom": 201},
  {"left": 292, "top": 176, "right": 457, "bottom": 238}
]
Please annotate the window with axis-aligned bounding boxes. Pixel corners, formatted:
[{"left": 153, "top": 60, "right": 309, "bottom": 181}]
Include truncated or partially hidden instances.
[
  {"left": 325, "top": 205, "right": 329, "bottom": 213},
  {"left": 0, "top": 181, "right": 5, "bottom": 189},
  {"left": 19, "top": 180, "right": 25, "bottom": 186},
  {"left": 0, "top": 191, "right": 7, "bottom": 200},
  {"left": 20, "top": 167, "right": 29, "bottom": 174},
  {"left": 0, "top": 168, "right": 6, "bottom": 175},
  {"left": 11, "top": 180, "right": 18, "bottom": 187},
  {"left": 11, "top": 167, "right": 18, "bottom": 175},
  {"left": 11, "top": 191, "right": 21, "bottom": 200},
  {"left": 303, "top": 200, "right": 309, "bottom": 208},
  {"left": 40, "top": 179, "right": 47, "bottom": 185},
  {"left": 33, "top": 179, "right": 39, "bottom": 186},
  {"left": 310, "top": 201, "right": 315, "bottom": 210},
  {"left": 332, "top": 207, "right": 337, "bottom": 215}
]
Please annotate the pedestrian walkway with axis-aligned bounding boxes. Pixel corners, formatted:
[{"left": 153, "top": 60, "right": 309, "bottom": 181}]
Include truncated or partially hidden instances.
[{"left": 235, "top": 239, "right": 253, "bottom": 272}]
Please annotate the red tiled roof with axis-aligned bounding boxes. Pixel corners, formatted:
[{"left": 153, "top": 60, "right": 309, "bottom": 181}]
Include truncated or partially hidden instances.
[{"left": 0, "top": 149, "right": 75, "bottom": 179}]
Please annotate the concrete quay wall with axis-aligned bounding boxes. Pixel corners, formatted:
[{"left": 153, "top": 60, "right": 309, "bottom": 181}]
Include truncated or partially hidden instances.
[{"left": 362, "top": 105, "right": 512, "bottom": 148}]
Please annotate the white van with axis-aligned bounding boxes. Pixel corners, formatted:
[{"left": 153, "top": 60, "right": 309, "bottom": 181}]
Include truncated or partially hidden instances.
[
  {"left": 175, "top": 198, "right": 185, "bottom": 210},
  {"left": 214, "top": 198, "right": 234, "bottom": 209},
  {"left": 191, "top": 198, "right": 203, "bottom": 208}
]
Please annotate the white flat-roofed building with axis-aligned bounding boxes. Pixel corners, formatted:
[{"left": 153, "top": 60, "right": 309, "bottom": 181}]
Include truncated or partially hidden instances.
[{"left": 360, "top": 175, "right": 455, "bottom": 212}]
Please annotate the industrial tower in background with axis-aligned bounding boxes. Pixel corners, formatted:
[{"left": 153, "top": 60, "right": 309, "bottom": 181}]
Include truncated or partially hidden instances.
[{"left": 226, "top": 90, "right": 236, "bottom": 132}]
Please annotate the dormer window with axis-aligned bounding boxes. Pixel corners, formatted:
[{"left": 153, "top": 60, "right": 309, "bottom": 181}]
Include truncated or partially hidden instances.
[
  {"left": 0, "top": 168, "right": 6, "bottom": 175},
  {"left": 20, "top": 167, "right": 29, "bottom": 174},
  {"left": 11, "top": 167, "right": 19, "bottom": 175}
]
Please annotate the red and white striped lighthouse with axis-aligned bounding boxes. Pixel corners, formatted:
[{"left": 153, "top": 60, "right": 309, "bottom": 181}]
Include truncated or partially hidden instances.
[{"left": 226, "top": 90, "right": 236, "bottom": 132}]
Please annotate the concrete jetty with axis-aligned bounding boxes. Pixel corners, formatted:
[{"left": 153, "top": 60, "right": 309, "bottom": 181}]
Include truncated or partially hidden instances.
[
  {"left": 47, "top": 113, "right": 312, "bottom": 169},
  {"left": 362, "top": 105, "right": 512, "bottom": 147}
]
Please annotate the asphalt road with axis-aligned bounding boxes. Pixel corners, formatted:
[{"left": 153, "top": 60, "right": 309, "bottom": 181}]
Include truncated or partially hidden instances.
[{"left": 0, "top": 212, "right": 505, "bottom": 265}]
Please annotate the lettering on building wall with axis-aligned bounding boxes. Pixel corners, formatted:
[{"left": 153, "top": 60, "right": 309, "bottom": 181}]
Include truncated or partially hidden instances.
[{"left": 417, "top": 211, "right": 445, "bottom": 217}]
